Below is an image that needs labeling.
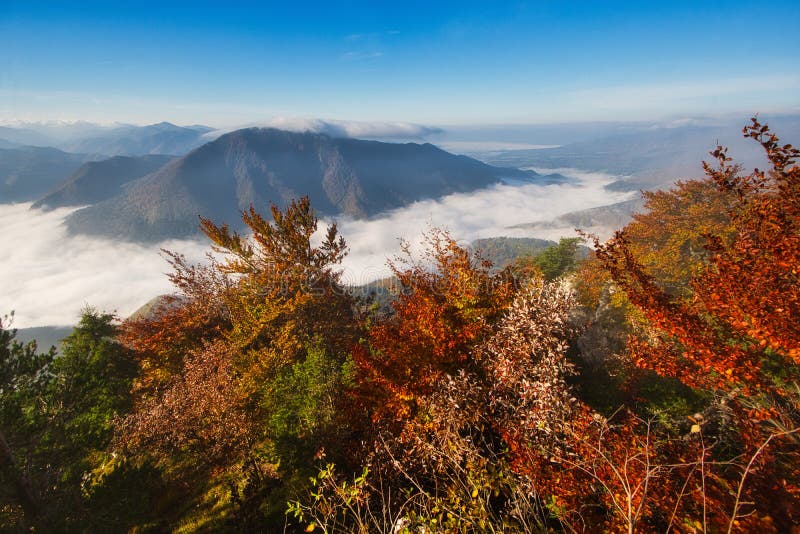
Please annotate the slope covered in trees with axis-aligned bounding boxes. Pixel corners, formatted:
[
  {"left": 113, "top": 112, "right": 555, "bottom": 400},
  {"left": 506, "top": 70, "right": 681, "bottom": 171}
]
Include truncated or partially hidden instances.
[
  {"left": 64, "top": 128, "right": 561, "bottom": 242},
  {"left": 0, "top": 146, "right": 90, "bottom": 202},
  {"left": 32, "top": 154, "right": 175, "bottom": 210},
  {"left": 2, "top": 119, "right": 798, "bottom": 532}
]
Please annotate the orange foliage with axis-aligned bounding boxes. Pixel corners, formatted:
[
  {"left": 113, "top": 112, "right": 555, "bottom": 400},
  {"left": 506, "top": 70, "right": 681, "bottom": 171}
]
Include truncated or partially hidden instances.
[
  {"left": 593, "top": 119, "right": 800, "bottom": 530},
  {"left": 625, "top": 179, "right": 737, "bottom": 296},
  {"left": 596, "top": 118, "right": 800, "bottom": 397},
  {"left": 119, "top": 252, "right": 232, "bottom": 397},
  {"left": 698, "top": 122, "right": 800, "bottom": 364},
  {"left": 354, "top": 228, "right": 516, "bottom": 421},
  {"left": 117, "top": 197, "right": 358, "bottom": 475}
]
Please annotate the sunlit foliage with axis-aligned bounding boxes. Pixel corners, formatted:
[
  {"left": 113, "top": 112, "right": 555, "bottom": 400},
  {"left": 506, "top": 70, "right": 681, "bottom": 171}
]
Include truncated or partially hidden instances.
[{"left": 6, "top": 120, "right": 799, "bottom": 532}]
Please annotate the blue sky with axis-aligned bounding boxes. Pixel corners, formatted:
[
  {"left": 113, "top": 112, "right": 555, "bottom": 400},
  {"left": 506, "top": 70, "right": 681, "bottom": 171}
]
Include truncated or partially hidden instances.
[{"left": 1, "top": 0, "right": 798, "bottom": 126}]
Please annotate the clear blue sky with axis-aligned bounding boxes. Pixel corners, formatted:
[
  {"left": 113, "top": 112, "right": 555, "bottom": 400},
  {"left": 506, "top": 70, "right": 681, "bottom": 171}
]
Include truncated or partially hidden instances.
[{"left": 1, "top": 0, "right": 798, "bottom": 126}]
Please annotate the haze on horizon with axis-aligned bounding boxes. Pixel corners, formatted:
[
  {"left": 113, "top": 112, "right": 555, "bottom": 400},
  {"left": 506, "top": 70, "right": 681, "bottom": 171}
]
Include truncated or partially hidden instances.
[{"left": 1, "top": 0, "right": 798, "bottom": 127}]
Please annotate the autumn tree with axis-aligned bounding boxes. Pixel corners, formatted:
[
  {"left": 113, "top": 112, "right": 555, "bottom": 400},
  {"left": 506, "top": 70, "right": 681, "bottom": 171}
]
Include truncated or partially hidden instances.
[
  {"left": 593, "top": 118, "right": 800, "bottom": 530},
  {"left": 622, "top": 180, "right": 737, "bottom": 296},
  {"left": 117, "top": 197, "right": 361, "bottom": 526},
  {"left": 119, "top": 252, "right": 233, "bottom": 397},
  {"left": 352, "top": 228, "right": 517, "bottom": 423},
  {"left": 294, "top": 276, "right": 586, "bottom": 532},
  {"left": 525, "top": 236, "right": 585, "bottom": 281}
]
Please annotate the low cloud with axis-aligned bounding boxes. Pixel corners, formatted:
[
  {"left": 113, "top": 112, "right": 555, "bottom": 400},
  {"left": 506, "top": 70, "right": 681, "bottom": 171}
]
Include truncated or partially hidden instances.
[
  {"left": 332, "top": 168, "right": 633, "bottom": 286},
  {"left": 203, "top": 118, "right": 444, "bottom": 142},
  {"left": 0, "top": 170, "right": 632, "bottom": 328},
  {"left": 0, "top": 203, "right": 209, "bottom": 328}
]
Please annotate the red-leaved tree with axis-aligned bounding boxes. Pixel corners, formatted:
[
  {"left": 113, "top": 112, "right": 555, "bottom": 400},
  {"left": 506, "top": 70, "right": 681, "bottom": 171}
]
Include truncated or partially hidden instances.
[{"left": 593, "top": 118, "right": 800, "bottom": 531}]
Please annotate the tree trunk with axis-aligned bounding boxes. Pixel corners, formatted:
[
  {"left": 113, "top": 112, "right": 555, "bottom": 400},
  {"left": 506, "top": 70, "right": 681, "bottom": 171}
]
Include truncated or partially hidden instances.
[{"left": 0, "top": 428, "right": 38, "bottom": 520}]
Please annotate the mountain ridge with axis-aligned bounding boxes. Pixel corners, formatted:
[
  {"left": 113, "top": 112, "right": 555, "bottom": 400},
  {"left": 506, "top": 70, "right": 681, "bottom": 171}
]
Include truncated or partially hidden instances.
[
  {"left": 32, "top": 154, "right": 176, "bottom": 210},
  {"left": 0, "top": 146, "right": 91, "bottom": 202},
  {"left": 65, "top": 127, "right": 563, "bottom": 242}
]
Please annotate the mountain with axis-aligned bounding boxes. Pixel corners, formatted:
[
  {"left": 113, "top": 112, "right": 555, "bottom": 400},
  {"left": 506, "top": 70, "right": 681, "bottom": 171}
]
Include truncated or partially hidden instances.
[
  {"left": 471, "top": 237, "right": 557, "bottom": 268},
  {"left": 0, "top": 126, "right": 55, "bottom": 147},
  {"left": 61, "top": 122, "right": 214, "bottom": 156},
  {"left": 0, "top": 121, "right": 215, "bottom": 157},
  {"left": 66, "top": 128, "right": 561, "bottom": 242},
  {"left": 14, "top": 326, "right": 73, "bottom": 353},
  {"left": 32, "top": 154, "right": 175, "bottom": 210},
  {"left": 480, "top": 114, "right": 800, "bottom": 192},
  {"left": 0, "top": 138, "right": 21, "bottom": 149},
  {"left": 0, "top": 146, "right": 90, "bottom": 202},
  {"left": 511, "top": 197, "right": 645, "bottom": 236}
]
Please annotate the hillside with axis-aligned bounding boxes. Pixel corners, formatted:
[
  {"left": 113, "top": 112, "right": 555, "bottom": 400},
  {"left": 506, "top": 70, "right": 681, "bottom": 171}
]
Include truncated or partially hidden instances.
[
  {"left": 471, "top": 236, "right": 556, "bottom": 268},
  {"left": 511, "top": 197, "right": 646, "bottom": 235},
  {"left": 0, "top": 146, "right": 90, "bottom": 202},
  {"left": 0, "top": 126, "right": 55, "bottom": 147},
  {"left": 14, "top": 326, "right": 73, "bottom": 353},
  {"left": 481, "top": 115, "right": 800, "bottom": 192},
  {"left": 66, "top": 128, "right": 561, "bottom": 241},
  {"left": 32, "top": 154, "right": 175, "bottom": 210}
]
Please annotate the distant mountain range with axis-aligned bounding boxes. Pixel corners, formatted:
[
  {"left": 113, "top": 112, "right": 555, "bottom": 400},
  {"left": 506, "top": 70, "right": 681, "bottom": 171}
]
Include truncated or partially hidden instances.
[
  {"left": 64, "top": 128, "right": 563, "bottom": 241},
  {"left": 60, "top": 122, "right": 213, "bottom": 157},
  {"left": 0, "top": 126, "right": 56, "bottom": 147},
  {"left": 0, "top": 122, "right": 212, "bottom": 157},
  {"left": 14, "top": 326, "right": 73, "bottom": 353},
  {"left": 477, "top": 114, "right": 800, "bottom": 193},
  {"left": 7, "top": 115, "right": 799, "bottom": 244},
  {"left": 511, "top": 198, "right": 646, "bottom": 235},
  {"left": 471, "top": 237, "right": 557, "bottom": 268},
  {"left": 0, "top": 122, "right": 213, "bottom": 203}
]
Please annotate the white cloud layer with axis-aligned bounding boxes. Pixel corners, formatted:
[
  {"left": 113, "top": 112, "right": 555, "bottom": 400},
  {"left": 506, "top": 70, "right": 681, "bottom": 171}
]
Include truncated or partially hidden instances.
[
  {"left": 332, "top": 169, "right": 632, "bottom": 286},
  {"left": 0, "top": 204, "right": 210, "bottom": 328},
  {"left": 0, "top": 170, "right": 632, "bottom": 328},
  {"left": 203, "top": 117, "right": 443, "bottom": 141}
]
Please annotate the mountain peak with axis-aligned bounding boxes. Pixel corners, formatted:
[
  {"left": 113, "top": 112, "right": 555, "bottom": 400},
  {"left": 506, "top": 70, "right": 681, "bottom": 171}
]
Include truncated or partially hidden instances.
[
  {"left": 65, "top": 129, "right": 555, "bottom": 242},
  {"left": 149, "top": 121, "right": 180, "bottom": 130}
]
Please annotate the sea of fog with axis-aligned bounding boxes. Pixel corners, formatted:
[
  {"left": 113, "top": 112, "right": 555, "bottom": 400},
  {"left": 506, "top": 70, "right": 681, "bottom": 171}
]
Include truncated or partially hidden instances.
[{"left": 0, "top": 169, "right": 633, "bottom": 328}]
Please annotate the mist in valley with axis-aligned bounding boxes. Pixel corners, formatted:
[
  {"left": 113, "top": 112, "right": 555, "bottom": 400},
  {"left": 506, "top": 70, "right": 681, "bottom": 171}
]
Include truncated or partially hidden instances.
[{"left": 0, "top": 168, "right": 629, "bottom": 328}]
